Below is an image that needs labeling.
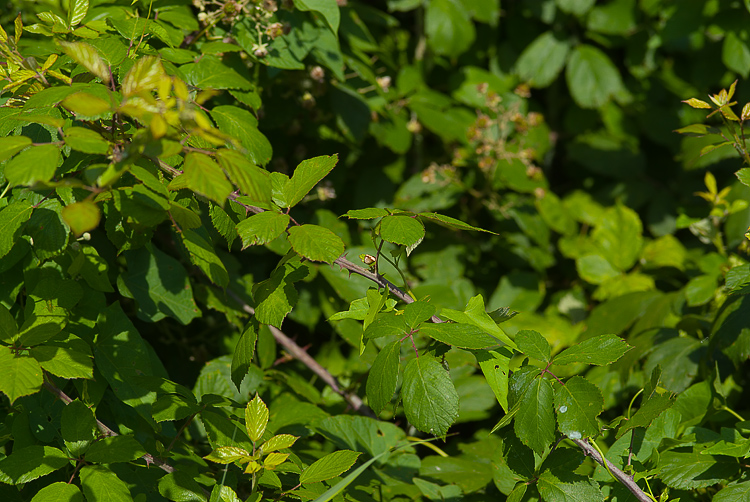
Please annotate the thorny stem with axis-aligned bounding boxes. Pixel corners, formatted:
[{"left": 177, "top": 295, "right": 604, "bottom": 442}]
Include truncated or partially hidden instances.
[
  {"left": 42, "top": 380, "right": 177, "bottom": 475},
  {"left": 152, "top": 162, "right": 653, "bottom": 502},
  {"left": 573, "top": 438, "right": 655, "bottom": 502},
  {"left": 225, "top": 289, "right": 374, "bottom": 417}
]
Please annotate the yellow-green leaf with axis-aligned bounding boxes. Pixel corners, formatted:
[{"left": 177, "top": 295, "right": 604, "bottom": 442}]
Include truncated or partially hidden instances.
[
  {"left": 245, "top": 395, "right": 269, "bottom": 443},
  {"left": 122, "top": 56, "right": 165, "bottom": 97},
  {"left": 62, "top": 201, "right": 101, "bottom": 236},
  {"left": 59, "top": 41, "right": 110, "bottom": 83}
]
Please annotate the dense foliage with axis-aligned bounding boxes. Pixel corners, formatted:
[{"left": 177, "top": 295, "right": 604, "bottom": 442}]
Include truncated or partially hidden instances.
[{"left": 2, "top": 0, "right": 750, "bottom": 501}]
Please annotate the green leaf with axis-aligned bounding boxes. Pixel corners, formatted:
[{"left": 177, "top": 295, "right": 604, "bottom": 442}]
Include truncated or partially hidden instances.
[
  {"left": 723, "top": 31, "right": 750, "bottom": 78},
  {"left": 554, "top": 376, "right": 603, "bottom": 439},
  {"left": 587, "top": 0, "right": 636, "bottom": 35},
  {"left": 180, "top": 152, "right": 234, "bottom": 204},
  {"left": 645, "top": 337, "right": 703, "bottom": 392},
  {"left": 183, "top": 55, "right": 253, "bottom": 91},
  {"left": 84, "top": 436, "right": 147, "bottom": 463},
  {"left": 277, "top": 155, "right": 338, "bottom": 209},
  {"left": 300, "top": 450, "right": 361, "bottom": 484},
  {"left": 714, "top": 481, "right": 750, "bottom": 501},
  {"left": 211, "top": 106, "right": 273, "bottom": 167},
  {"left": 236, "top": 211, "right": 290, "bottom": 248},
  {"left": 64, "top": 126, "right": 110, "bottom": 154},
  {"left": 0, "top": 346, "right": 43, "bottom": 405},
  {"left": 659, "top": 451, "right": 739, "bottom": 489},
  {"left": 473, "top": 348, "right": 512, "bottom": 412},
  {"left": 616, "top": 391, "right": 675, "bottom": 439},
  {"left": 62, "top": 200, "right": 101, "bottom": 237},
  {"left": 565, "top": 44, "right": 623, "bottom": 109},
  {"left": 26, "top": 198, "right": 69, "bottom": 261},
  {"left": 31, "top": 345, "right": 93, "bottom": 379},
  {"left": 366, "top": 340, "right": 400, "bottom": 415},
  {"left": 420, "top": 455, "right": 494, "bottom": 493},
  {"left": 153, "top": 394, "right": 201, "bottom": 423},
  {"left": 61, "top": 399, "right": 96, "bottom": 457},
  {"left": 516, "top": 330, "right": 551, "bottom": 363},
  {"left": 119, "top": 244, "right": 201, "bottom": 325},
  {"left": 288, "top": 224, "right": 345, "bottom": 263},
  {"left": 591, "top": 204, "right": 643, "bottom": 271},
  {"left": 293, "top": 0, "right": 340, "bottom": 33},
  {"left": 157, "top": 471, "right": 206, "bottom": 502},
  {"left": 515, "top": 377, "right": 555, "bottom": 455},
  {"left": 515, "top": 31, "right": 571, "bottom": 88},
  {"left": 17, "top": 312, "right": 65, "bottom": 346},
  {"left": 29, "top": 482, "right": 84, "bottom": 502},
  {"left": 246, "top": 394, "right": 269, "bottom": 442},
  {"left": 363, "top": 312, "right": 408, "bottom": 339},
  {"left": 576, "top": 254, "right": 620, "bottom": 284},
  {"left": 181, "top": 229, "right": 229, "bottom": 287},
  {"left": 438, "top": 295, "right": 518, "bottom": 349},
  {"left": 4, "top": 144, "right": 60, "bottom": 186},
  {"left": 261, "top": 434, "right": 298, "bottom": 453},
  {"left": 556, "top": 0, "right": 596, "bottom": 16},
  {"left": 726, "top": 263, "right": 750, "bottom": 295},
  {"left": 553, "top": 334, "right": 631, "bottom": 366},
  {"left": 0, "top": 305, "right": 17, "bottom": 344},
  {"left": 62, "top": 92, "right": 112, "bottom": 118},
  {"left": 402, "top": 356, "right": 459, "bottom": 436},
  {"left": 342, "top": 208, "right": 389, "bottom": 220},
  {"left": 80, "top": 465, "right": 133, "bottom": 502},
  {"left": 204, "top": 446, "right": 252, "bottom": 464},
  {"left": 68, "top": 0, "right": 89, "bottom": 27},
  {"left": 0, "top": 200, "right": 34, "bottom": 259},
  {"left": 0, "top": 135, "right": 31, "bottom": 162},
  {"left": 59, "top": 41, "right": 110, "bottom": 83},
  {"left": 122, "top": 55, "right": 164, "bottom": 97},
  {"left": 253, "top": 254, "right": 309, "bottom": 327},
  {"left": 215, "top": 149, "right": 272, "bottom": 202},
  {"left": 0, "top": 446, "right": 69, "bottom": 485},
  {"left": 418, "top": 322, "right": 502, "bottom": 349},
  {"left": 736, "top": 167, "right": 750, "bottom": 188},
  {"left": 95, "top": 303, "right": 158, "bottom": 423},
  {"left": 418, "top": 212, "right": 496, "bottom": 233},
  {"left": 537, "top": 470, "right": 604, "bottom": 502},
  {"left": 425, "top": 0, "right": 475, "bottom": 58},
  {"left": 685, "top": 274, "right": 717, "bottom": 306},
  {"left": 379, "top": 214, "right": 425, "bottom": 248},
  {"left": 231, "top": 321, "right": 257, "bottom": 390},
  {"left": 403, "top": 300, "right": 437, "bottom": 328}
]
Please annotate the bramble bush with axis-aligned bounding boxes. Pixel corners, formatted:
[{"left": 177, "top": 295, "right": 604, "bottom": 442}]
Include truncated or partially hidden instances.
[{"left": 1, "top": 1, "right": 750, "bottom": 501}]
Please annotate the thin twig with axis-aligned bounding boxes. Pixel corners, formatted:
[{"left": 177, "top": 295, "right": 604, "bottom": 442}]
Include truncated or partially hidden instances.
[
  {"left": 225, "top": 289, "right": 375, "bottom": 417},
  {"left": 42, "top": 381, "right": 176, "bottom": 474},
  {"left": 573, "top": 438, "right": 654, "bottom": 502}
]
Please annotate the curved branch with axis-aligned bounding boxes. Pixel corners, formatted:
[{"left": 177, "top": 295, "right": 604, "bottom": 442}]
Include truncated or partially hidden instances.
[
  {"left": 226, "top": 289, "right": 374, "bottom": 417},
  {"left": 572, "top": 438, "right": 653, "bottom": 502},
  {"left": 43, "top": 381, "right": 176, "bottom": 474}
]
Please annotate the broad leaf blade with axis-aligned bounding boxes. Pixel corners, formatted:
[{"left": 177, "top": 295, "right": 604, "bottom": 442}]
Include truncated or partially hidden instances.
[
  {"left": 245, "top": 395, "right": 269, "bottom": 442},
  {"left": 288, "top": 224, "right": 345, "bottom": 263},
  {"left": 515, "top": 377, "right": 555, "bottom": 455},
  {"left": 180, "top": 152, "right": 233, "bottom": 204},
  {"left": 282, "top": 155, "right": 338, "bottom": 209},
  {"left": 366, "top": 340, "right": 400, "bottom": 415},
  {"left": 554, "top": 376, "right": 603, "bottom": 440},
  {"left": 379, "top": 214, "right": 425, "bottom": 247},
  {"left": 402, "top": 356, "right": 459, "bottom": 436},
  {"left": 418, "top": 323, "right": 501, "bottom": 349},
  {"left": 553, "top": 334, "right": 631, "bottom": 366},
  {"left": 516, "top": 330, "right": 551, "bottom": 364},
  {"left": 236, "top": 211, "right": 290, "bottom": 248},
  {"left": 300, "top": 450, "right": 361, "bottom": 485}
]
